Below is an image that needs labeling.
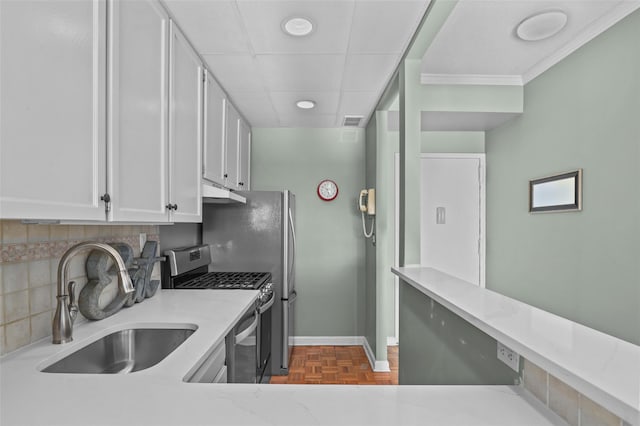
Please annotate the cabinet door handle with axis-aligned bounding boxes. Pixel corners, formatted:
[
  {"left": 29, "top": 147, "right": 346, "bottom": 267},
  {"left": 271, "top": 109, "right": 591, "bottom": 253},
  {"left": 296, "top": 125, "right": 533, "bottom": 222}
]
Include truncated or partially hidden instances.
[
  {"left": 166, "top": 204, "right": 178, "bottom": 211},
  {"left": 173, "top": 204, "right": 178, "bottom": 211},
  {"left": 224, "top": 173, "right": 228, "bottom": 178}
]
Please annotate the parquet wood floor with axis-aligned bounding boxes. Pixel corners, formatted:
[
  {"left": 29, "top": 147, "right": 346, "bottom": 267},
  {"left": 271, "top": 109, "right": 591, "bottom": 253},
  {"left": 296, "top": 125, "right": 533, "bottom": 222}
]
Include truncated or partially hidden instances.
[{"left": 270, "top": 345, "right": 398, "bottom": 385}]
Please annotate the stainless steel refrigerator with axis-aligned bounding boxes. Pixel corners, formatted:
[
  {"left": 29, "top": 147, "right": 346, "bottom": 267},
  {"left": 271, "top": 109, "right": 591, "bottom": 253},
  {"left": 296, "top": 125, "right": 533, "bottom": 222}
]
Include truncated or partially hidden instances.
[{"left": 202, "top": 190, "right": 296, "bottom": 376}]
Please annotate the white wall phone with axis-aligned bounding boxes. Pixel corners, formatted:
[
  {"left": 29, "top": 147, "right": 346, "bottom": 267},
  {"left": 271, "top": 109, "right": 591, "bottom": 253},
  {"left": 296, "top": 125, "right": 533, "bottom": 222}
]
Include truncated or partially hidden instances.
[{"left": 359, "top": 189, "right": 376, "bottom": 238}]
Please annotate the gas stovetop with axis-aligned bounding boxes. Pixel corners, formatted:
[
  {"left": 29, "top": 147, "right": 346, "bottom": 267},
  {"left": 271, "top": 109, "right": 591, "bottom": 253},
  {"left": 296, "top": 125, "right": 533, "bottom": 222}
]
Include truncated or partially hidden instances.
[{"left": 175, "top": 271, "right": 271, "bottom": 290}]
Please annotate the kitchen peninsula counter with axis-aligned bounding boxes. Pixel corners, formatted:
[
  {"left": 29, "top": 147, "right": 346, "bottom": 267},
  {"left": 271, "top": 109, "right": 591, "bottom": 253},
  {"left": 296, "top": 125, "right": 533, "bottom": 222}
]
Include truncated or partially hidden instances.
[
  {"left": 1, "top": 290, "right": 566, "bottom": 426},
  {"left": 392, "top": 266, "right": 640, "bottom": 425}
]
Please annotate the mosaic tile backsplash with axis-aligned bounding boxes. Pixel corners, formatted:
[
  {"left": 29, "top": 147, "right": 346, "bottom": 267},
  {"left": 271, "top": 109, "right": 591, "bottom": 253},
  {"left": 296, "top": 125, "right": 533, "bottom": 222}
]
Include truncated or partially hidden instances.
[{"left": 0, "top": 220, "right": 160, "bottom": 355}]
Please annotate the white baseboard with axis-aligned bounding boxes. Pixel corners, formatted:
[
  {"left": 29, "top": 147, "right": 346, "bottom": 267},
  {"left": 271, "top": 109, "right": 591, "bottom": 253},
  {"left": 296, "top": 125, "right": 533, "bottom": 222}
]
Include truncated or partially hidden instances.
[
  {"left": 363, "top": 338, "right": 391, "bottom": 372},
  {"left": 374, "top": 360, "right": 391, "bottom": 372},
  {"left": 361, "top": 337, "right": 376, "bottom": 371},
  {"left": 291, "top": 336, "right": 363, "bottom": 346},
  {"left": 292, "top": 336, "right": 391, "bottom": 372}
]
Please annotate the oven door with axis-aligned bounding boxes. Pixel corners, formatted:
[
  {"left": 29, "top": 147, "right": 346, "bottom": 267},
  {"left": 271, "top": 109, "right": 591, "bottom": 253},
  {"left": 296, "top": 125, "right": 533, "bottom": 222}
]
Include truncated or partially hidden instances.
[
  {"left": 257, "top": 293, "right": 275, "bottom": 383},
  {"left": 226, "top": 307, "right": 258, "bottom": 383}
]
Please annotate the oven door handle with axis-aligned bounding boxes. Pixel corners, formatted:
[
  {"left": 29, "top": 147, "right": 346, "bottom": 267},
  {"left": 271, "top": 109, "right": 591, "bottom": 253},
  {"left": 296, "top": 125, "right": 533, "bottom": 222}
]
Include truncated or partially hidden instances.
[
  {"left": 258, "top": 293, "right": 275, "bottom": 314},
  {"left": 235, "top": 311, "right": 259, "bottom": 345}
]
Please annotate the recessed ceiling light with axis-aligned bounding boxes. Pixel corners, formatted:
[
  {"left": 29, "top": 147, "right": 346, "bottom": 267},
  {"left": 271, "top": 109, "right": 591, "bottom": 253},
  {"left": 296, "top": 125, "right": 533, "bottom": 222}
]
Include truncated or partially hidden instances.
[
  {"left": 516, "top": 11, "right": 568, "bottom": 41},
  {"left": 282, "top": 17, "right": 314, "bottom": 37},
  {"left": 296, "top": 100, "right": 316, "bottom": 109}
]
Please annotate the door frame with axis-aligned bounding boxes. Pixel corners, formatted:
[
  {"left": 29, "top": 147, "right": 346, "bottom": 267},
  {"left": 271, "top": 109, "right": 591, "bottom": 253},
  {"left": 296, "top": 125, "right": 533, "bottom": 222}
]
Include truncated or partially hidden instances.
[
  {"left": 393, "top": 153, "right": 400, "bottom": 345},
  {"left": 419, "top": 153, "right": 486, "bottom": 288}
]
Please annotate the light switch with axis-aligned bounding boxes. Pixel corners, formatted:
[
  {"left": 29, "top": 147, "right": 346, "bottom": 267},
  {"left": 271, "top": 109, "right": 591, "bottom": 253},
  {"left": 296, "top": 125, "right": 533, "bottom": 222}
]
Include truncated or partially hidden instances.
[{"left": 436, "top": 207, "right": 446, "bottom": 224}]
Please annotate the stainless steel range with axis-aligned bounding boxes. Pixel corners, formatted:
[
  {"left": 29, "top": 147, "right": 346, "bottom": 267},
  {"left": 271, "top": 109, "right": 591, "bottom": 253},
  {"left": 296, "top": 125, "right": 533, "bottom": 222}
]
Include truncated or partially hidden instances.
[{"left": 163, "top": 245, "right": 274, "bottom": 384}]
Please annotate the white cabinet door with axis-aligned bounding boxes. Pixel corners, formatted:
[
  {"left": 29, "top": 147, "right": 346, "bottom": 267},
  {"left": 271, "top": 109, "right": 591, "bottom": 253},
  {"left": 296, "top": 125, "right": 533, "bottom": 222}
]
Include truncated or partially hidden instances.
[
  {"left": 237, "top": 119, "right": 251, "bottom": 190},
  {"left": 169, "top": 22, "right": 202, "bottom": 222},
  {"left": 108, "top": 0, "right": 170, "bottom": 222},
  {"left": 203, "top": 71, "right": 227, "bottom": 187},
  {"left": 224, "top": 104, "right": 240, "bottom": 190},
  {"left": 0, "top": 0, "right": 107, "bottom": 221}
]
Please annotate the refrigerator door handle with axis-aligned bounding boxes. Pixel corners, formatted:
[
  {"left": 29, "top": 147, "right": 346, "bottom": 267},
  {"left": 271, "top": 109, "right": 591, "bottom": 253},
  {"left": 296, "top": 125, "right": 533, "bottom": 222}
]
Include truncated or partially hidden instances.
[
  {"left": 287, "top": 290, "right": 298, "bottom": 304},
  {"left": 288, "top": 207, "right": 296, "bottom": 282}
]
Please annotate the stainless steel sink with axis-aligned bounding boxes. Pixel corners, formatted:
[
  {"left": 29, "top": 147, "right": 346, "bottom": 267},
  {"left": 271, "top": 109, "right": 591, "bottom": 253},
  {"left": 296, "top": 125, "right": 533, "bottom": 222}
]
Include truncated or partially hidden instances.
[{"left": 42, "top": 327, "right": 196, "bottom": 374}]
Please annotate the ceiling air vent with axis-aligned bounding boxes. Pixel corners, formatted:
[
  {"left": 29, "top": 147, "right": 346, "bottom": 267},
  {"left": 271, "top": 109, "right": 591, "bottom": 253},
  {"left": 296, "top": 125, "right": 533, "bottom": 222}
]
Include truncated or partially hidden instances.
[{"left": 342, "top": 115, "right": 363, "bottom": 127}]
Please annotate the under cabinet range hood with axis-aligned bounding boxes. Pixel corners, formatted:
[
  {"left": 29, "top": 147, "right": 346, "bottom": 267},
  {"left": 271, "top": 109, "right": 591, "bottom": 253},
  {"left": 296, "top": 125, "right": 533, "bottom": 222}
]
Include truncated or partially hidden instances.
[{"left": 202, "top": 184, "right": 246, "bottom": 204}]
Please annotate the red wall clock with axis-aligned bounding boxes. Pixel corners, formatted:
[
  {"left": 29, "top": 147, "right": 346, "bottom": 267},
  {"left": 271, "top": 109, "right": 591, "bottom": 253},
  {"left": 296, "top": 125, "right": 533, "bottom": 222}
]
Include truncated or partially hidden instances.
[{"left": 317, "top": 179, "right": 338, "bottom": 201}]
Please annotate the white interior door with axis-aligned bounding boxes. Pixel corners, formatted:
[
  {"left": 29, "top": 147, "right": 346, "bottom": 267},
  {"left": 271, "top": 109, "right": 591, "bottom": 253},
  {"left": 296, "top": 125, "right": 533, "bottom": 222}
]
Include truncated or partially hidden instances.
[{"left": 420, "top": 154, "right": 485, "bottom": 287}]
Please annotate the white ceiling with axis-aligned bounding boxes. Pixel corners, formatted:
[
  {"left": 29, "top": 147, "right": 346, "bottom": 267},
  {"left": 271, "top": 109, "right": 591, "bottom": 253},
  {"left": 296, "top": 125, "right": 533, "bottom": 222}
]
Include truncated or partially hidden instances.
[
  {"left": 421, "top": 0, "right": 640, "bottom": 85},
  {"left": 162, "top": 0, "right": 431, "bottom": 128}
]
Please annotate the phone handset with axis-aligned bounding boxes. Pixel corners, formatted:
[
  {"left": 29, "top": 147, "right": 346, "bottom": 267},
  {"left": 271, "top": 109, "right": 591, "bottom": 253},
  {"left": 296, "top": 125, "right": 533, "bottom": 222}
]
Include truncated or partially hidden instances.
[
  {"left": 359, "top": 189, "right": 375, "bottom": 215},
  {"left": 359, "top": 189, "right": 375, "bottom": 239}
]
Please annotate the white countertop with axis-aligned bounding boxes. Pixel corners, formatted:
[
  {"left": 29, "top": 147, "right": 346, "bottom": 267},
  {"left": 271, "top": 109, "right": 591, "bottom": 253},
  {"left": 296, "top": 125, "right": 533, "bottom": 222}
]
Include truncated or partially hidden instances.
[
  {"left": 1, "top": 289, "right": 568, "bottom": 426},
  {"left": 392, "top": 266, "right": 640, "bottom": 425}
]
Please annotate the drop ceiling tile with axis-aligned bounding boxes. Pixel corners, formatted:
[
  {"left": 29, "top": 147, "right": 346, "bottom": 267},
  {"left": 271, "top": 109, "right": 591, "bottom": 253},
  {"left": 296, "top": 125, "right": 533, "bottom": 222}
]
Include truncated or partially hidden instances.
[
  {"left": 236, "top": 0, "right": 355, "bottom": 54},
  {"left": 229, "top": 92, "right": 280, "bottom": 128},
  {"left": 277, "top": 114, "right": 337, "bottom": 128},
  {"left": 342, "top": 54, "right": 400, "bottom": 92},
  {"left": 270, "top": 91, "right": 340, "bottom": 116},
  {"left": 337, "top": 91, "right": 380, "bottom": 121},
  {"left": 163, "top": 0, "right": 250, "bottom": 54},
  {"left": 203, "top": 54, "right": 265, "bottom": 93},
  {"left": 257, "top": 54, "right": 345, "bottom": 91},
  {"left": 348, "top": 1, "right": 429, "bottom": 54}
]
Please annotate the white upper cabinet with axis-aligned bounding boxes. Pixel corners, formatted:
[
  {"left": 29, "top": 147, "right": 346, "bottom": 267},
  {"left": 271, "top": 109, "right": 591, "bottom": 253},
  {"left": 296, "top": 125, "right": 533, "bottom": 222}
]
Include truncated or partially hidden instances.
[
  {"left": 203, "top": 71, "right": 227, "bottom": 187},
  {"left": 110, "top": 5, "right": 202, "bottom": 223},
  {"left": 0, "top": 0, "right": 107, "bottom": 221},
  {"left": 169, "top": 22, "right": 203, "bottom": 222},
  {"left": 238, "top": 118, "right": 251, "bottom": 190},
  {"left": 204, "top": 72, "right": 252, "bottom": 192},
  {"left": 108, "top": 0, "right": 170, "bottom": 222},
  {"left": 0, "top": 0, "right": 242, "bottom": 222},
  {"left": 224, "top": 103, "right": 241, "bottom": 191}
]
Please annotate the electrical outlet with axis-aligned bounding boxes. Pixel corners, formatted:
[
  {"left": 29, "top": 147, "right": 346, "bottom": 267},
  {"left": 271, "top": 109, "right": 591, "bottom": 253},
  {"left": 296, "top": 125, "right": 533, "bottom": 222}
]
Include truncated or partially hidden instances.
[
  {"left": 139, "top": 233, "right": 147, "bottom": 251},
  {"left": 497, "top": 342, "right": 520, "bottom": 372}
]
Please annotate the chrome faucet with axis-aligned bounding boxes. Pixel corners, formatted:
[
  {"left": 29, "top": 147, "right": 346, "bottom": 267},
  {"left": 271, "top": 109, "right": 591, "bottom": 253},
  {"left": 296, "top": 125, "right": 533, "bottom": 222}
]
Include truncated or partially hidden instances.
[{"left": 52, "top": 242, "right": 135, "bottom": 344}]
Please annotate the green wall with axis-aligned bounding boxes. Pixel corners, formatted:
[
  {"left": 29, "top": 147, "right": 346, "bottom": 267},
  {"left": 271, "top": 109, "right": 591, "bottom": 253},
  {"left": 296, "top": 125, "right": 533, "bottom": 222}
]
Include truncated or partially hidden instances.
[
  {"left": 485, "top": 10, "right": 640, "bottom": 345},
  {"left": 251, "top": 128, "right": 367, "bottom": 337},
  {"left": 421, "top": 131, "right": 485, "bottom": 153},
  {"left": 419, "top": 84, "right": 523, "bottom": 113}
]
